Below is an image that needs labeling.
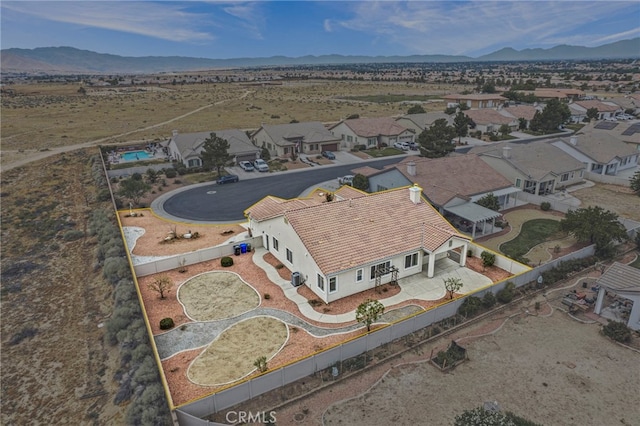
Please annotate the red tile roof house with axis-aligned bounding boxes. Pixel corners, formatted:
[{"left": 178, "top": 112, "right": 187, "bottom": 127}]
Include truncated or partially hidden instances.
[
  {"left": 167, "top": 129, "right": 260, "bottom": 168},
  {"left": 245, "top": 186, "right": 471, "bottom": 303},
  {"left": 329, "top": 117, "right": 415, "bottom": 150},
  {"left": 351, "top": 155, "right": 520, "bottom": 239},
  {"left": 251, "top": 121, "right": 343, "bottom": 159},
  {"left": 568, "top": 100, "right": 623, "bottom": 122},
  {"left": 442, "top": 93, "right": 507, "bottom": 109}
]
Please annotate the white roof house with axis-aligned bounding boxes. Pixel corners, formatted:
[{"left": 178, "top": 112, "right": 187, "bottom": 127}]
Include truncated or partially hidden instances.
[{"left": 245, "top": 185, "right": 471, "bottom": 303}]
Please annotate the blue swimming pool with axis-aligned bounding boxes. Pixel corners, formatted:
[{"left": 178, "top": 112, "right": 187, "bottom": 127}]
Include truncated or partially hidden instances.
[{"left": 122, "top": 150, "right": 152, "bottom": 161}]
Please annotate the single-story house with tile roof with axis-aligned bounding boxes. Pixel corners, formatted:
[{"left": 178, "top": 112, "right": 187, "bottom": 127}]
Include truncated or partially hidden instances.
[
  {"left": 245, "top": 185, "right": 471, "bottom": 303},
  {"left": 469, "top": 140, "right": 586, "bottom": 195},
  {"left": 594, "top": 262, "right": 640, "bottom": 331},
  {"left": 251, "top": 121, "right": 342, "bottom": 159},
  {"left": 551, "top": 132, "right": 638, "bottom": 176},
  {"left": 520, "top": 89, "right": 584, "bottom": 102},
  {"left": 443, "top": 94, "right": 507, "bottom": 109},
  {"left": 503, "top": 105, "right": 540, "bottom": 126},
  {"left": 329, "top": 117, "right": 414, "bottom": 150},
  {"left": 167, "top": 129, "right": 260, "bottom": 168},
  {"left": 351, "top": 155, "right": 519, "bottom": 238},
  {"left": 569, "top": 100, "right": 623, "bottom": 122},
  {"left": 395, "top": 112, "right": 454, "bottom": 134},
  {"left": 464, "top": 108, "right": 518, "bottom": 133}
]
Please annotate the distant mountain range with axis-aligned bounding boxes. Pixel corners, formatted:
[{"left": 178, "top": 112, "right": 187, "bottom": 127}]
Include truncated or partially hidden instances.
[{"left": 2, "top": 39, "right": 639, "bottom": 75}]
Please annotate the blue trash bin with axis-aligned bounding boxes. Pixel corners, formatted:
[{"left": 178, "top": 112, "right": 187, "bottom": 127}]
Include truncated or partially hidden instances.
[{"left": 240, "top": 243, "right": 247, "bottom": 254}]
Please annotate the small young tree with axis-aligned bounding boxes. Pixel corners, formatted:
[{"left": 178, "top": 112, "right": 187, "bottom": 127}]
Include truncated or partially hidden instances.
[
  {"left": 356, "top": 299, "right": 385, "bottom": 331},
  {"left": 481, "top": 250, "right": 496, "bottom": 269},
  {"left": 586, "top": 107, "right": 599, "bottom": 121},
  {"left": 407, "top": 104, "right": 426, "bottom": 114},
  {"left": 145, "top": 168, "right": 159, "bottom": 184},
  {"left": 254, "top": 355, "right": 268, "bottom": 372},
  {"left": 443, "top": 277, "right": 463, "bottom": 299},
  {"left": 630, "top": 170, "right": 640, "bottom": 196},
  {"left": 117, "top": 177, "right": 151, "bottom": 205},
  {"left": 148, "top": 275, "right": 173, "bottom": 299}
]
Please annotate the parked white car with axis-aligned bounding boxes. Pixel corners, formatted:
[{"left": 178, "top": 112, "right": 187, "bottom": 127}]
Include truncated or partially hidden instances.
[
  {"left": 394, "top": 142, "right": 410, "bottom": 151},
  {"left": 253, "top": 158, "right": 269, "bottom": 172},
  {"left": 338, "top": 175, "right": 354, "bottom": 185},
  {"left": 239, "top": 161, "right": 254, "bottom": 171}
]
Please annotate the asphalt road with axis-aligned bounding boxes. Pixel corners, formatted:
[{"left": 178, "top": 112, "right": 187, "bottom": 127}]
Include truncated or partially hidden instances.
[{"left": 161, "top": 158, "right": 400, "bottom": 222}]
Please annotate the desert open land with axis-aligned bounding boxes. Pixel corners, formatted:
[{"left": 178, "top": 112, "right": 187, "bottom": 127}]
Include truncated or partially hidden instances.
[{"left": 1, "top": 79, "right": 639, "bottom": 425}]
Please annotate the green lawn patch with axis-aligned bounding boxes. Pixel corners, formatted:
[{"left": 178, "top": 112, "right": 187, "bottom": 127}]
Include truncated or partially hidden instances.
[
  {"left": 500, "top": 219, "right": 563, "bottom": 259},
  {"left": 630, "top": 255, "right": 640, "bottom": 269},
  {"left": 363, "top": 147, "right": 404, "bottom": 157}
]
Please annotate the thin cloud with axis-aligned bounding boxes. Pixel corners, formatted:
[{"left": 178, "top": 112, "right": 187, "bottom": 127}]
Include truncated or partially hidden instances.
[
  {"left": 329, "top": 1, "right": 638, "bottom": 55},
  {"left": 1, "top": 1, "right": 214, "bottom": 43},
  {"left": 222, "top": 2, "right": 265, "bottom": 40}
]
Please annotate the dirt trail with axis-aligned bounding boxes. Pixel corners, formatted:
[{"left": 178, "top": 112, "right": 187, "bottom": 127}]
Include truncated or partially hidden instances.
[{"left": 0, "top": 90, "right": 254, "bottom": 173}]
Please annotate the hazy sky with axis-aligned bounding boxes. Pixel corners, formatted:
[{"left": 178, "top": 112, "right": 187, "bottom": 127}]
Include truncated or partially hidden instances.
[{"left": 2, "top": 1, "right": 639, "bottom": 58}]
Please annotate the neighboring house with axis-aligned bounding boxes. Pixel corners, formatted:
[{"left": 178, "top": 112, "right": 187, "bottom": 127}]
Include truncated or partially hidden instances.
[
  {"left": 610, "top": 121, "right": 640, "bottom": 152},
  {"left": 569, "top": 100, "right": 623, "bottom": 122},
  {"left": 329, "top": 117, "right": 415, "bottom": 150},
  {"left": 351, "top": 155, "right": 519, "bottom": 238},
  {"left": 167, "top": 129, "right": 259, "bottom": 168},
  {"left": 395, "top": 112, "right": 454, "bottom": 134},
  {"left": 594, "top": 262, "right": 640, "bottom": 331},
  {"left": 551, "top": 133, "right": 639, "bottom": 176},
  {"left": 245, "top": 185, "right": 471, "bottom": 303},
  {"left": 503, "top": 105, "right": 540, "bottom": 128},
  {"left": 251, "top": 121, "right": 342, "bottom": 159},
  {"left": 521, "top": 89, "right": 584, "bottom": 102},
  {"left": 464, "top": 109, "right": 518, "bottom": 133},
  {"left": 469, "top": 140, "right": 586, "bottom": 195},
  {"left": 443, "top": 94, "right": 507, "bottom": 109}
]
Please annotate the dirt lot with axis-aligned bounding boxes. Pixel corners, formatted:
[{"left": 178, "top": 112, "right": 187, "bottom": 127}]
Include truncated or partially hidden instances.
[
  {"left": 572, "top": 183, "right": 640, "bottom": 222},
  {"left": 237, "top": 275, "right": 640, "bottom": 426}
]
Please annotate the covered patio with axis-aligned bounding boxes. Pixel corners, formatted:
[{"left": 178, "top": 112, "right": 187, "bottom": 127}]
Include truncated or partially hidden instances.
[
  {"left": 594, "top": 262, "right": 640, "bottom": 331},
  {"left": 445, "top": 202, "right": 503, "bottom": 239}
]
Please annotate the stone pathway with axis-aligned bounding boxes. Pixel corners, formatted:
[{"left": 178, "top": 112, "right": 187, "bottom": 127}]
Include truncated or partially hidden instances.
[{"left": 155, "top": 305, "right": 424, "bottom": 359}]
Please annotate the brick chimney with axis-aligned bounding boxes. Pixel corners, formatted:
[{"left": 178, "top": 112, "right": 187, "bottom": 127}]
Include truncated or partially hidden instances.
[
  {"left": 406, "top": 161, "right": 416, "bottom": 176},
  {"left": 409, "top": 184, "right": 422, "bottom": 204}
]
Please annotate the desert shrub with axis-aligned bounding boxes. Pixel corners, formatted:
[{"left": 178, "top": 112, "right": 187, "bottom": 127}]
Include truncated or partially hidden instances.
[
  {"left": 482, "top": 291, "right": 497, "bottom": 308},
  {"left": 481, "top": 250, "right": 496, "bottom": 268},
  {"left": 176, "top": 167, "right": 187, "bottom": 176},
  {"left": 602, "top": 321, "right": 631, "bottom": 343},
  {"left": 458, "top": 296, "right": 482, "bottom": 317},
  {"left": 454, "top": 406, "right": 542, "bottom": 426},
  {"left": 540, "top": 256, "right": 597, "bottom": 285},
  {"left": 221, "top": 256, "right": 234, "bottom": 267},
  {"left": 97, "top": 189, "right": 112, "bottom": 202},
  {"left": 102, "top": 257, "right": 131, "bottom": 285},
  {"left": 159, "top": 317, "right": 175, "bottom": 330},
  {"left": 164, "top": 168, "right": 177, "bottom": 178},
  {"left": 63, "top": 229, "right": 84, "bottom": 241},
  {"left": 131, "top": 172, "right": 143, "bottom": 181},
  {"left": 9, "top": 326, "right": 38, "bottom": 345},
  {"left": 540, "top": 201, "right": 551, "bottom": 211},
  {"left": 497, "top": 281, "right": 516, "bottom": 304},
  {"left": 467, "top": 249, "right": 473, "bottom": 257},
  {"left": 173, "top": 179, "right": 181, "bottom": 184},
  {"left": 264, "top": 293, "right": 271, "bottom": 300}
]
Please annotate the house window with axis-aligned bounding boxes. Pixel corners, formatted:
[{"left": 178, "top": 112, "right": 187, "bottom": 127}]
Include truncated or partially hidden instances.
[
  {"left": 317, "top": 274, "right": 325, "bottom": 291},
  {"left": 284, "top": 147, "right": 289, "bottom": 154},
  {"left": 515, "top": 178, "right": 521, "bottom": 188},
  {"left": 449, "top": 240, "right": 453, "bottom": 247},
  {"left": 560, "top": 173, "right": 569, "bottom": 182},
  {"left": 367, "top": 138, "right": 377, "bottom": 147},
  {"left": 329, "top": 277, "right": 337, "bottom": 293},
  {"left": 272, "top": 237, "right": 279, "bottom": 251},
  {"left": 404, "top": 253, "right": 418, "bottom": 269},
  {"left": 286, "top": 248, "right": 293, "bottom": 263},
  {"left": 356, "top": 269, "right": 363, "bottom": 282},
  {"left": 188, "top": 158, "right": 201, "bottom": 168},
  {"left": 347, "top": 135, "right": 353, "bottom": 142},
  {"left": 370, "top": 261, "right": 391, "bottom": 280}
]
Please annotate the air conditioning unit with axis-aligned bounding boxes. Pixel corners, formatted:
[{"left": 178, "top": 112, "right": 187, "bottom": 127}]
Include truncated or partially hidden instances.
[{"left": 291, "top": 272, "right": 302, "bottom": 287}]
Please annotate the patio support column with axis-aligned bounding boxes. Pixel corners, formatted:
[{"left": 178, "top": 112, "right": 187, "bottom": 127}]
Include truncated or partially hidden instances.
[
  {"left": 427, "top": 252, "right": 435, "bottom": 278},
  {"left": 471, "top": 222, "right": 477, "bottom": 239},
  {"left": 459, "top": 242, "right": 468, "bottom": 267},
  {"left": 491, "top": 217, "right": 496, "bottom": 234},
  {"left": 594, "top": 287, "right": 606, "bottom": 315}
]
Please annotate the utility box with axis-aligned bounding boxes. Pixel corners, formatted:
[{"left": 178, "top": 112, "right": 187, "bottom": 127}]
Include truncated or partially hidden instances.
[{"left": 291, "top": 272, "right": 301, "bottom": 287}]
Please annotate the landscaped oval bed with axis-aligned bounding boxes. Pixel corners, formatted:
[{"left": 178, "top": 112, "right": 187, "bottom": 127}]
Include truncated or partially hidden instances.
[
  {"left": 499, "top": 218, "right": 564, "bottom": 260},
  {"left": 178, "top": 271, "right": 260, "bottom": 321},
  {"left": 187, "top": 316, "right": 288, "bottom": 386}
]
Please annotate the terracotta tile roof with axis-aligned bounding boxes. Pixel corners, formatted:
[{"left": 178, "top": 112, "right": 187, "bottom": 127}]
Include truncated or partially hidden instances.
[
  {"left": 464, "top": 109, "right": 515, "bottom": 125},
  {"left": 282, "top": 187, "right": 467, "bottom": 275},
  {"left": 245, "top": 196, "right": 321, "bottom": 222},
  {"left": 573, "top": 100, "right": 621, "bottom": 113},
  {"left": 350, "top": 166, "right": 383, "bottom": 177},
  {"left": 504, "top": 105, "right": 538, "bottom": 121},
  {"left": 334, "top": 186, "right": 368, "bottom": 200},
  {"left": 395, "top": 155, "right": 513, "bottom": 206},
  {"left": 341, "top": 117, "right": 410, "bottom": 137}
]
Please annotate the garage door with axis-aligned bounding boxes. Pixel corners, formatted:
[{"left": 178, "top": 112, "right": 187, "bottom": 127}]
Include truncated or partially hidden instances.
[
  {"left": 236, "top": 153, "right": 258, "bottom": 163},
  {"left": 322, "top": 143, "right": 338, "bottom": 152}
]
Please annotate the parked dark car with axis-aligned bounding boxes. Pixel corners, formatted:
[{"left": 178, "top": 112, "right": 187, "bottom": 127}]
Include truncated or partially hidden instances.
[
  {"left": 321, "top": 151, "right": 336, "bottom": 160},
  {"left": 217, "top": 174, "right": 239, "bottom": 184}
]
